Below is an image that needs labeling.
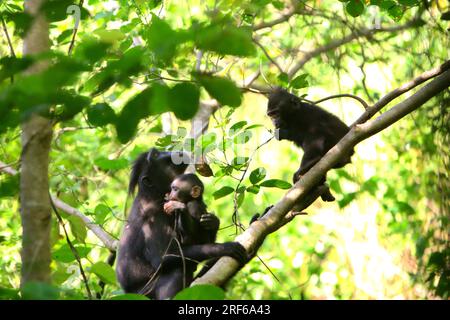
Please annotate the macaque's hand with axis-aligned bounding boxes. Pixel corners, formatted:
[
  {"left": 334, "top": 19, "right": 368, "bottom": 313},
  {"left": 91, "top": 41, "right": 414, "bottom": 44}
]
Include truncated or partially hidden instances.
[
  {"left": 200, "top": 213, "right": 220, "bottom": 231},
  {"left": 163, "top": 201, "right": 186, "bottom": 215}
]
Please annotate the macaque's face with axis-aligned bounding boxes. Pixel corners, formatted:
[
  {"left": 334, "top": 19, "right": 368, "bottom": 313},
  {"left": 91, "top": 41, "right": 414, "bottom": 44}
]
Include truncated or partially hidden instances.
[
  {"left": 168, "top": 178, "right": 202, "bottom": 203},
  {"left": 168, "top": 179, "right": 192, "bottom": 203}
]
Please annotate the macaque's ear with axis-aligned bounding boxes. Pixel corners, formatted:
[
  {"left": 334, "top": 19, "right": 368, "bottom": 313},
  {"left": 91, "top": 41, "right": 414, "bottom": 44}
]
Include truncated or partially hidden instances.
[{"left": 190, "top": 185, "right": 202, "bottom": 199}]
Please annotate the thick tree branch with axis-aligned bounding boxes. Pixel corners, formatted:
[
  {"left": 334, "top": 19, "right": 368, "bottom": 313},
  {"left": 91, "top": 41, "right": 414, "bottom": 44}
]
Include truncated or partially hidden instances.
[
  {"left": 0, "top": 161, "right": 118, "bottom": 251},
  {"left": 192, "top": 68, "right": 450, "bottom": 287}
]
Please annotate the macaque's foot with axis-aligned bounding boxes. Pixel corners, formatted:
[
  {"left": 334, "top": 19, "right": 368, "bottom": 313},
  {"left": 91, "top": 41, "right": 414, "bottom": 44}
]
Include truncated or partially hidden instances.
[{"left": 320, "top": 187, "right": 335, "bottom": 202}]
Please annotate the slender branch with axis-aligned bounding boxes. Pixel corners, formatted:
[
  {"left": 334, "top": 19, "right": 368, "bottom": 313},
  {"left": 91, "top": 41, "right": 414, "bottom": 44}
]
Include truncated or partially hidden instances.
[
  {"left": 253, "top": 6, "right": 298, "bottom": 31},
  {"left": 50, "top": 197, "right": 93, "bottom": 299},
  {"left": 0, "top": 161, "right": 118, "bottom": 251},
  {"left": 253, "top": 37, "right": 284, "bottom": 74},
  {"left": 192, "top": 67, "right": 450, "bottom": 287},
  {"left": 287, "top": 19, "right": 420, "bottom": 79},
  {"left": 314, "top": 94, "right": 369, "bottom": 110},
  {"left": 1, "top": 16, "right": 16, "bottom": 57},
  {"left": 50, "top": 196, "right": 118, "bottom": 250},
  {"left": 352, "top": 60, "right": 450, "bottom": 126}
]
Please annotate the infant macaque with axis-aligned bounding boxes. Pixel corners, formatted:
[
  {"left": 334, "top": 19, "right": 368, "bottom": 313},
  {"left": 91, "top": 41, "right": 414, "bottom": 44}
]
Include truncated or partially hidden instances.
[{"left": 164, "top": 174, "right": 219, "bottom": 244}]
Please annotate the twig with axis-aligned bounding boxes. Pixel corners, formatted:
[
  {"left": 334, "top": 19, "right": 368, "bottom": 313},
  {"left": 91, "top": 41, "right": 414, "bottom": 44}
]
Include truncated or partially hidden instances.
[
  {"left": 231, "top": 136, "right": 274, "bottom": 231},
  {"left": 314, "top": 94, "right": 369, "bottom": 110},
  {"left": 50, "top": 196, "right": 93, "bottom": 300},
  {"left": 253, "top": 37, "right": 284, "bottom": 74},
  {"left": 1, "top": 16, "right": 16, "bottom": 57},
  {"left": 253, "top": 6, "right": 298, "bottom": 31},
  {"left": 352, "top": 60, "right": 450, "bottom": 126},
  {"left": 287, "top": 19, "right": 420, "bottom": 79}
]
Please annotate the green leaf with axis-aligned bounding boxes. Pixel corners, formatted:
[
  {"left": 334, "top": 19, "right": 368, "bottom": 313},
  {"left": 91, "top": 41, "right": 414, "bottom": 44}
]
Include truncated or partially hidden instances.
[
  {"left": 398, "top": 0, "right": 418, "bottom": 6},
  {"left": 53, "top": 91, "right": 91, "bottom": 121},
  {"left": 110, "top": 294, "right": 150, "bottom": 300},
  {"left": 74, "top": 39, "right": 111, "bottom": 65},
  {"left": 168, "top": 83, "right": 200, "bottom": 120},
  {"left": 52, "top": 244, "right": 91, "bottom": 263},
  {"left": 245, "top": 124, "right": 264, "bottom": 130},
  {"left": 0, "top": 56, "right": 33, "bottom": 82},
  {"left": 233, "top": 130, "right": 252, "bottom": 144},
  {"left": 94, "top": 157, "right": 128, "bottom": 170},
  {"left": 115, "top": 88, "right": 153, "bottom": 143},
  {"left": 40, "top": 0, "right": 73, "bottom": 23},
  {"left": 229, "top": 121, "right": 248, "bottom": 135},
  {"left": 90, "top": 262, "right": 117, "bottom": 285},
  {"left": 196, "top": 74, "right": 242, "bottom": 108},
  {"left": 94, "top": 29, "right": 126, "bottom": 44},
  {"left": 290, "top": 74, "right": 309, "bottom": 89},
  {"left": 199, "top": 132, "right": 217, "bottom": 151},
  {"left": 174, "top": 285, "right": 225, "bottom": 300},
  {"left": 346, "top": 0, "right": 365, "bottom": 17},
  {"left": 145, "top": 14, "right": 180, "bottom": 64},
  {"left": 56, "top": 29, "right": 73, "bottom": 44},
  {"left": 260, "top": 179, "right": 292, "bottom": 189},
  {"left": 87, "top": 103, "right": 116, "bottom": 127},
  {"left": 4, "top": 12, "right": 33, "bottom": 37},
  {"left": 0, "top": 287, "right": 20, "bottom": 299},
  {"left": 21, "top": 282, "right": 60, "bottom": 300},
  {"left": 194, "top": 24, "right": 255, "bottom": 57},
  {"left": 0, "top": 175, "right": 19, "bottom": 198},
  {"left": 379, "top": 0, "right": 396, "bottom": 9},
  {"left": 156, "top": 135, "right": 178, "bottom": 148},
  {"left": 213, "top": 186, "right": 235, "bottom": 199},
  {"left": 247, "top": 185, "right": 260, "bottom": 194},
  {"left": 231, "top": 157, "right": 249, "bottom": 167},
  {"left": 277, "top": 73, "right": 289, "bottom": 85},
  {"left": 338, "top": 192, "right": 358, "bottom": 208},
  {"left": 387, "top": 5, "right": 403, "bottom": 20},
  {"left": 94, "top": 204, "right": 110, "bottom": 224},
  {"left": 68, "top": 216, "right": 87, "bottom": 243},
  {"left": 249, "top": 167, "right": 267, "bottom": 185},
  {"left": 395, "top": 201, "right": 415, "bottom": 215},
  {"left": 236, "top": 189, "right": 245, "bottom": 207},
  {"left": 361, "top": 177, "right": 379, "bottom": 195},
  {"left": 272, "top": 1, "right": 285, "bottom": 10},
  {"left": 148, "top": 0, "right": 163, "bottom": 9},
  {"left": 329, "top": 180, "right": 342, "bottom": 194}
]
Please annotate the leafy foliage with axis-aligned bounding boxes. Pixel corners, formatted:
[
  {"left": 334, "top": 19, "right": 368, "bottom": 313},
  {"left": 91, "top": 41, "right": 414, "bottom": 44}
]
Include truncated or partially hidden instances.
[{"left": 0, "top": 0, "right": 447, "bottom": 301}]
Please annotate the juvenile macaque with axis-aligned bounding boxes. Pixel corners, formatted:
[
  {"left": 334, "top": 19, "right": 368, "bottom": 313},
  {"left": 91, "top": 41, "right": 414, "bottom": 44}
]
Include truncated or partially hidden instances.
[{"left": 267, "top": 88, "right": 354, "bottom": 201}]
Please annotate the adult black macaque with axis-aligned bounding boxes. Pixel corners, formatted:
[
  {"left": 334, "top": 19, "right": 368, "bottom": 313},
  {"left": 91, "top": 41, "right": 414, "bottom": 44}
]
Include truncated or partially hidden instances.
[
  {"left": 116, "top": 148, "right": 247, "bottom": 300},
  {"left": 164, "top": 173, "right": 219, "bottom": 245},
  {"left": 267, "top": 87, "right": 354, "bottom": 201}
]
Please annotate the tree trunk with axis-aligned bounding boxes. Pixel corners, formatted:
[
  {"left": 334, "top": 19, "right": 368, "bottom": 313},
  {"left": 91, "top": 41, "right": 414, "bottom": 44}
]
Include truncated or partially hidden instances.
[{"left": 20, "top": 0, "right": 53, "bottom": 285}]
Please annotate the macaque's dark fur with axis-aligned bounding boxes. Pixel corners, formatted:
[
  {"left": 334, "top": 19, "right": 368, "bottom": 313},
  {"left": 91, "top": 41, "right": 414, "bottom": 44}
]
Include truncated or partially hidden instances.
[
  {"left": 267, "top": 88, "right": 354, "bottom": 201},
  {"left": 116, "top": 149, "right": 246, "bottom": 300}
]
